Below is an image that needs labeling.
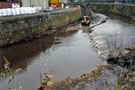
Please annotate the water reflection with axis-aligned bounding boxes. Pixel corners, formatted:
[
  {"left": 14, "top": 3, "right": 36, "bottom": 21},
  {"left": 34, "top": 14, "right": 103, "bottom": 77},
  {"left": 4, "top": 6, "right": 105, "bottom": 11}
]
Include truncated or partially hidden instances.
[
  {"left": 0, "top": 31, "right": 77, "bottom": 71},
  {"left": 0, "top": 35, "right": 54, "bottom": 71},
  {"left": 0, "top": 14, "right": 134, "bottom": 90},
  {"left": 0, "top": 30, "right": 83, "bottom": 90}
]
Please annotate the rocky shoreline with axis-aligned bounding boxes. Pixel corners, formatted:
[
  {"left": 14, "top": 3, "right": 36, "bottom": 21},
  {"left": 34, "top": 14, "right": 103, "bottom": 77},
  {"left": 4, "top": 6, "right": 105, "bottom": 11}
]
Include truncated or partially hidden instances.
[
  {"left": 38, "top": 13, "right": 135, "bottom": 90},
  {"left": 38, "top": 65, "right": 122, "bottom": 90}
]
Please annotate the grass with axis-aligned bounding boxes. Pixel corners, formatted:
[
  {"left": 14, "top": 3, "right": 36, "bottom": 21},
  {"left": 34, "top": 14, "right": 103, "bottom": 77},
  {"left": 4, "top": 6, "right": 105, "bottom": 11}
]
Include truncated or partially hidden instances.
[
  {"left": 0, "top": 56, "right": 23, "bottom": 90},
  {"left": 116, "top": 68, "right": 135, "bottom": 90},
  {"left": 101, "top": 32, "right": 135, "bottom": 90}
]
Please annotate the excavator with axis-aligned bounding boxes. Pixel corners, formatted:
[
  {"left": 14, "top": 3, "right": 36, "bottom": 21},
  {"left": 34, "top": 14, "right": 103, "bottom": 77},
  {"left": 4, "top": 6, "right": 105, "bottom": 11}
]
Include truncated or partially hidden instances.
[
  {"left": 81, "top": 16, "right": 90, "bottom": 25},
  {"left": 81, "top": 0, "right": 96, "bottom": 26}
]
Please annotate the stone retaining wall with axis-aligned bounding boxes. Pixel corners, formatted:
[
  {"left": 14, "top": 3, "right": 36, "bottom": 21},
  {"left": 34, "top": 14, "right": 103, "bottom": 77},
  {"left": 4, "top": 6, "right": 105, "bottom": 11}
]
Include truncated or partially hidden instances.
[
  {"left": 0, "top": 9, "right": 82, "bottom": 47},
  {"left": 81, "top": 3, "right": 135, "bottom": 21}
]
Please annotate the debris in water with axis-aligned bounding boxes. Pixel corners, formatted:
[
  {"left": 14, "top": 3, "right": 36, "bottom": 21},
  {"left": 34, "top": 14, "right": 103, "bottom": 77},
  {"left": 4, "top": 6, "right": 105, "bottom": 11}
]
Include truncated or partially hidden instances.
[
  {"left": 54, "top": 37, "right": 60, "bottom": 41},
  {"left": 53, "top": 36, "right": 61, "bottom": 44},
  {"left": 65, "top": 27, "right": 79, "bottom": 32},
  {"left": 65, "top": 75, "right": 74, "bottom": 86},
  {"left": 3, "top": 56, "right": 9, "bottom": 65},
  {"left": 37, "top": 65, "right": 106, "bottom": 90},
  {"left": 54, "top": 41, "right": 61, "bottom": 44}
]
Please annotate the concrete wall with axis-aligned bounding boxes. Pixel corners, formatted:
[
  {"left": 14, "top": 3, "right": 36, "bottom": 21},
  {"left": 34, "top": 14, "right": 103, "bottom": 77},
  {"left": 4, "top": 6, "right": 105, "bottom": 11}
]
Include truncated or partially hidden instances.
[
  {"left": 0, "top": 9, "right": 82, "bottom": 47},
  {"left": 22, "top": 0, "right": 49, "bottom": 8},
  {"left": 81, "top": 3, "right": 135, "bottom": 21},
  {"left": 60, "top": 0, "right": 68, "bottom": 3}
]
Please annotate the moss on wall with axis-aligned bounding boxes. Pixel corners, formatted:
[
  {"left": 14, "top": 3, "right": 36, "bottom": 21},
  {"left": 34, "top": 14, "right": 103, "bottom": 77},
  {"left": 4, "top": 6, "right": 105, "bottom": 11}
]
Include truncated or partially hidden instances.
[
  {"left": 0, "top": 9, "right": 82, "bottom": 47},
  {"left": 82, "top": 3, "right": 135, "bottom": 21}
]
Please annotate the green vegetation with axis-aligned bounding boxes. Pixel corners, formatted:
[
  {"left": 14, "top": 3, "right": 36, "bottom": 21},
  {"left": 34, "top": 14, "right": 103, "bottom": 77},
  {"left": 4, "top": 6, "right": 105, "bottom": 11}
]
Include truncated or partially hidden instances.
[{"left": 0, "top": 56, "right": 23, "bottom": 90}]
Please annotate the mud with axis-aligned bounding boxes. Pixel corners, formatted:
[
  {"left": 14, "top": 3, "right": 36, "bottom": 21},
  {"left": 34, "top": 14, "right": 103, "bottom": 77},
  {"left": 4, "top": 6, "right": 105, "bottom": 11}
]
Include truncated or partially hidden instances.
[
  {"left": 71, "top": 65, "right": 122, "bottom": 90},
  {"left": 50, "top": 13, "right": 135, "bottom": 90},
  {"left": 40, "top": 65, "right": 122, "bottom": 90},
  {"left": 38, "top": 13, "right": 115, "bottom": 90}
]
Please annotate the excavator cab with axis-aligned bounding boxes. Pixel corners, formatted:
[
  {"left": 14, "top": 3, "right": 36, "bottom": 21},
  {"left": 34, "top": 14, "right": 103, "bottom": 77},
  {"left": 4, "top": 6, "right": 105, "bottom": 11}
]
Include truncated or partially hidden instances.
[{"left": 81, "top": 16, "right": 90, "bottom": 26}]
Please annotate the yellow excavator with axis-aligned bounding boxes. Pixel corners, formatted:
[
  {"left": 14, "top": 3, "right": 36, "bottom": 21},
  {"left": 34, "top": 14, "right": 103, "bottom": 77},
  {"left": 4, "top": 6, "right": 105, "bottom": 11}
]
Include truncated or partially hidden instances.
[
  {"left": 81, "top": 0, "right": 93, "bottom": 26},
  {"left": 81, "top": 16, "right": 90, "bottom": 25}
]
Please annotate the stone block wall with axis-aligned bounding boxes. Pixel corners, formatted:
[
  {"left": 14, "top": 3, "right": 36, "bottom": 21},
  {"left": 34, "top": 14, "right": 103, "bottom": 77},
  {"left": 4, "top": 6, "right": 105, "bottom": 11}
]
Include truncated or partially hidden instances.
[
  {"left": 81, "top": 3, "right": 135, "bottom": 21},
  {"left": 0, "top": 9, "right": 82, "bottom": 47}
]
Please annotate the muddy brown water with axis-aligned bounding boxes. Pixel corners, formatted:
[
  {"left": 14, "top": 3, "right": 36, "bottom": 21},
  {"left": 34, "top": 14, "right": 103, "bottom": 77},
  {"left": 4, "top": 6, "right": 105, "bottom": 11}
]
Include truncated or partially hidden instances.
[
  {"left": 0, "top": 14, "right": 135, "bottom": 90},
  {"left": 0, "top": 29, "right": 103, "bottom": 90}
]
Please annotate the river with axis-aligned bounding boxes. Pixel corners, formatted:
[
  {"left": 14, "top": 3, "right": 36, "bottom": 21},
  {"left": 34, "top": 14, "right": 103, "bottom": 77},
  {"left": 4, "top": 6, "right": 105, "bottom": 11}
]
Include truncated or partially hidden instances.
[
  {"left": 90, "top": 14, "right": 135, "bottom": 59},
  {"left": 0, "top": 28, "right": 103, "bottom": 90},
  {"left": 0, "top": 14, "right": 135, "bottom": 90}
]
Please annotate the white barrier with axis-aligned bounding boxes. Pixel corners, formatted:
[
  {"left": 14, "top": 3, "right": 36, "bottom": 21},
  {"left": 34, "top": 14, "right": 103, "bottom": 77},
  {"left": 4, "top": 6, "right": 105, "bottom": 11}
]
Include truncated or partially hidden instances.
[
  {"left": 24, "top": 8, "right": 29, "bottom": 14},
  {"left": 0, "top": 10, "right": 2, "bottom": 17},
  {"left": 15, "top": 8, "right": 20, "bottom": 15},
  {"left": 12, "top": 9, "right": 16, "bottom": 16},
  {"left": 2, "top": 9, "right": 7, "bottom": 16},
  {"left": 31, "top": 8, "right": 36, "bottom": 13},
  {"left": 28, "top": 8, "right": 31, "bottom": 13},
  {"left": 7, "top": 8, "right": 12, "bottom": 16},
  {"left": 20, "top": 8, "right": 24, "bottom": 14},
  {"left": 0, "top": 7, "right": 42, "bottom": 17}
]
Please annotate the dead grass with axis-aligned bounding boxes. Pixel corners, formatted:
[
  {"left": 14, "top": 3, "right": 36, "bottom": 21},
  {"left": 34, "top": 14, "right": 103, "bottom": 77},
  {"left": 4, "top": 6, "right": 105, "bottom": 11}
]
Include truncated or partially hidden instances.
[
  {"left": 65, "top": 26, "right": 93, "bottom": 32},
  {"left": 116, "top": 68, "right": 135, "bottom": 90},
  {"left": 65, "top": 27, "right": 79, "bottom": 32}
]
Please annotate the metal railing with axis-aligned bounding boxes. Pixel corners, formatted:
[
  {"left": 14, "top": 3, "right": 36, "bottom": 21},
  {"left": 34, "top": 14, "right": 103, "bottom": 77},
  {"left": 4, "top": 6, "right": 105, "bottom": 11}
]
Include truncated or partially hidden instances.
[
  {"left": 0, "top": 6, "right": 81, "bottom": 18},
  {"left": 0, "top": 7, "right": 42, "bottom": 17}
]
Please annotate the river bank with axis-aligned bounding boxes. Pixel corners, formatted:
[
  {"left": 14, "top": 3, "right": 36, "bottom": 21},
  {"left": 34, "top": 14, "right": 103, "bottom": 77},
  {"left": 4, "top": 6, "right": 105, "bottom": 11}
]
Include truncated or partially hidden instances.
[
  {"left": 38, "top": 13, "right": 135, "bottom": 90},
  {"left": 38, "top": 64, "right": 122, "bottom": 90},
  {"left": 90, "top": 13, "right": 135, "bottom": 90},
  {"left": 0, "top": 8, "right": 81, "bottom": 48},
  {"left": 81, "top": 3, "right": 135, "bottom": 21},
  {"left": 0, "top": 23, "right": 104, "bottom": 90},
  {"left": 1, "top": 9, "right": 135, "bottom": 90}
]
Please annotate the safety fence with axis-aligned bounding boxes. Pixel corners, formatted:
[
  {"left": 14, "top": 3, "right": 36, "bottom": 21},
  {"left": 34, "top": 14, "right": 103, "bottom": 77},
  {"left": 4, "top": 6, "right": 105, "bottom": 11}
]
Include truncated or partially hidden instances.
[{"left": 0, "top": 7, "right": 42, "bottom": 17}]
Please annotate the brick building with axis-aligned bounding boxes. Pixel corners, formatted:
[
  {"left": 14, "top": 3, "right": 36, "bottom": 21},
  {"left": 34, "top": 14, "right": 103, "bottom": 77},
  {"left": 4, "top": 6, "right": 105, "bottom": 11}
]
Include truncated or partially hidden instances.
[{"left": 0, "top": 0, "right": 21, "bottom": 8}]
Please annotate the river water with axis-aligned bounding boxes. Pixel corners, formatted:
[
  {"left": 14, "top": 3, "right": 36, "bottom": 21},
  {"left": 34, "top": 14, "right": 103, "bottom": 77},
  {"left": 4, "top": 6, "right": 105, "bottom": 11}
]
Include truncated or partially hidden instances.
[
  {"left": 90, "top": 14, "right": 135, "bottom": 59},
  {"left": 0, "top": 30, "right": 103, "bottom": 90},
  {"left": 0, "top": 14, "right": 135, "bottom": 90}
]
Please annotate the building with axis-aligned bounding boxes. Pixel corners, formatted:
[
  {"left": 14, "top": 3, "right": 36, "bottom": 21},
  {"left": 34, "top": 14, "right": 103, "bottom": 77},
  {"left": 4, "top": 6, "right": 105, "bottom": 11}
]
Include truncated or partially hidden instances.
[
  {"left": 1, "top": 0, "right": 21, "bottom": 2},
  {"left": 50, "top": 0, "right": 68, "bottom": 8},
  {"left": 0, "top": 0, "right": 21, "bottom": 9},
  {"left": 22, "top": 0, "right": 49, "bottom": 8},
  {"left": 59, "top": 0, "right": 68, "bottom": 3},
  {"left": 50, "top": 0, "right": 60, "bottom": 8}
]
